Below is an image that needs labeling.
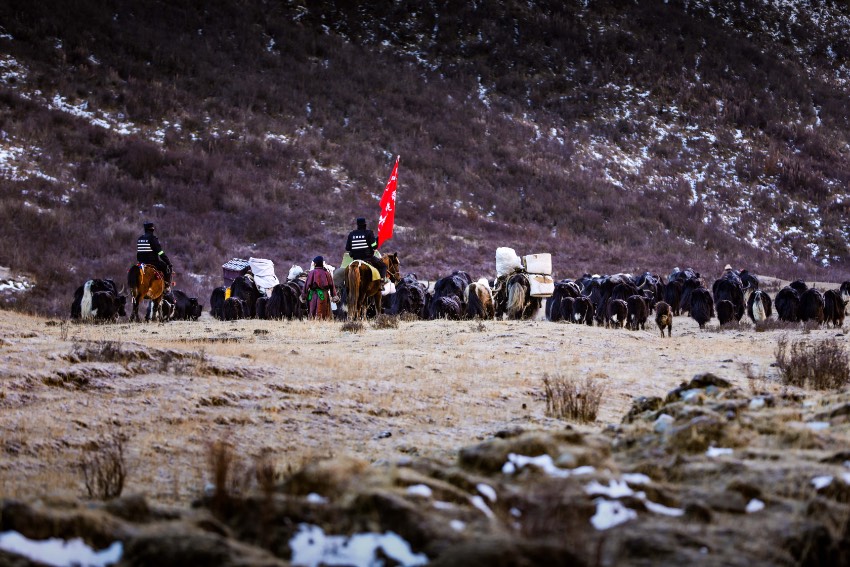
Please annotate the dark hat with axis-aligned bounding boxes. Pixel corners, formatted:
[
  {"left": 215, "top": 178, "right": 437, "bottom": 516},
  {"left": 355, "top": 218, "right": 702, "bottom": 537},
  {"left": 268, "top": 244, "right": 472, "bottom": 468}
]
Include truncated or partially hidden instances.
[
  {"left": 313, "top": 255, "right": 324, "bottom": 267},
  {"left": 143, "top": 222, "right": 155, "bottom": 232},
  {"left": 356, "top": 217, "right": 366, "bottom": 229}
]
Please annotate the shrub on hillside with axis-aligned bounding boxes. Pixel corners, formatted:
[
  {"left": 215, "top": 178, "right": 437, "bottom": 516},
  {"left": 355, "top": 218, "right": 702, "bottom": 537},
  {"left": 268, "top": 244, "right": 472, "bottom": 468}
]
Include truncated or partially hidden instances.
[
  {"left": 542, "top": 373, "right": 606, "bottom": 423},
  {"left": 775, "top": 336, "right": 850, "bottom": 390}
]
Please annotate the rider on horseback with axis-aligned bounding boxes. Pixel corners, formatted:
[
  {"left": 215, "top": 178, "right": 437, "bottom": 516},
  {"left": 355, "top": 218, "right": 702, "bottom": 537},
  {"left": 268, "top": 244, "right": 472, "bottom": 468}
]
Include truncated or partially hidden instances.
[
  {"left": 136, "top": 222, "right": 173, "bottom": 289},
  {"left": 345, "top": 217, "right": 387, "bottom": 282}
]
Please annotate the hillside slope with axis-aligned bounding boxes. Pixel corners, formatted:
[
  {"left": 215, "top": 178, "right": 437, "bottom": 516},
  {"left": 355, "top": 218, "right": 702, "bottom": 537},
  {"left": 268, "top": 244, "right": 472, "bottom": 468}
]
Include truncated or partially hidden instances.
[{"left": 0, "top": 0, "right": 849, "bottom": 313}]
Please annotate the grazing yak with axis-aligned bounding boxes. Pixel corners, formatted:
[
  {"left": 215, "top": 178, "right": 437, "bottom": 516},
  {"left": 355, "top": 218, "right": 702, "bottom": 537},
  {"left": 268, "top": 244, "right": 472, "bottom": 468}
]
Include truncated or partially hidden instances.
[
  {"left": 431, "top": 271, "right": 473, "bottom": 319},
  {"left": 223, "top": 297, "right": 247, "bottom": 320},
  {"left": 560, "top": 297, "right": 576, "bottom": 322},
  {"left": 387, "top": 273, "right": 428, "bottom": 318},
  {"left": 823, "top": 289, "right": 847, "bottom": 328},
  {"left": 90, "top": 291, "right": 127, "bottom": 322},
  {"left": 571, "top": 296, "right": 594, "bottom": 325},
  {"left": 71, "top": 279, "right": 125, "bottom": 321},
  {"left": 679, "top": 277, "right": 704, "bottom": 315},
  {"left": 690, "top": 288, "right": 714, "bottom": 329},
  {"left": 712, "top": 277, "right": 745, "bottom": 321},
  {"left": 210, "top": 287, "right": 227, "bottom": 320},
  {"left": 842, "top": 282, "right": 850, "bottom": 315},
  {"left": 664, "top": 280, "right": 683, "bottom": 316},
  {"left": 626, "top": 295, "right": 648, "bottom": 331},
  {"left": 546, "top": 280, "right": 580, "bottom": 322},
  {"left": 171, "top": 289, "right": 202, "bottom": 320},
  {"left": 716, "top": 299, "right": 736, "bottom": 326},
  {"left": 799, "top": 288, "right": 825, "bottom": 324},
  {"left": 655, "top": 301, "right": 672, "bottom": 337},
  {"left": 465, "top": 279, "right": 495, "bottom": 320},
  {"left": 775, "top": 286, "right": 801, "bottom": 322},
  {"left": 789, "top": 280, "right": 809, "bottom": 294},
  {"left": 149, "top": 290, "right": 176, "bottom": 321},
  {"left": 230, "top": 274, "right": 261, "bottom": 318},
  {"left": 607, "top": 299, "right": 628, "bottom": 329},
  {"left": 747, "top": 290, "right": 773, "bottom": 324},
  {"left": 431, "top": 296, "right": 463, "bottom": 320},
  {"left": 500, "top": 272, "right": 539, "bottom": 320},
  {"left": 255, "top": 296, "right": 268, "bottom": 320},
  {"left": 739, "top": 270, "right": 759, "bottom": 291}
]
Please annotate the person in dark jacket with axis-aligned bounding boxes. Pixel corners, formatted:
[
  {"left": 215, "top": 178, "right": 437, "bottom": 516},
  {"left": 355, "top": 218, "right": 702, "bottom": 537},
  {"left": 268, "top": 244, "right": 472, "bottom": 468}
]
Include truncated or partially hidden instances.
[
  {"left": 136, "top": 222, "right": 173, "bottom": 287},
  {"left": 345, "top": 217, "right": 386, "bottom": 280},
  {"left": 302, "top": 256, "right": 337, "bottom": 319}
]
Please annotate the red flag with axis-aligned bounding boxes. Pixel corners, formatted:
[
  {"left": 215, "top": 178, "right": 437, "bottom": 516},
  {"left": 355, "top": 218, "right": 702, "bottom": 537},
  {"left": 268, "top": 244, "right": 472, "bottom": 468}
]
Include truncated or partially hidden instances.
[{"left": 377, "top": 156, "right": 399, "bottom": 248}]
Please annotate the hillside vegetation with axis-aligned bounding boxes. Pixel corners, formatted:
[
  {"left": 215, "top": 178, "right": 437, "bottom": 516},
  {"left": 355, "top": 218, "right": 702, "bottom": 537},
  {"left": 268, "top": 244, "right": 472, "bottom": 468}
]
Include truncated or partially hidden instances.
[{"left": 1, "top": 0, "right": 849, "bottom": 314}]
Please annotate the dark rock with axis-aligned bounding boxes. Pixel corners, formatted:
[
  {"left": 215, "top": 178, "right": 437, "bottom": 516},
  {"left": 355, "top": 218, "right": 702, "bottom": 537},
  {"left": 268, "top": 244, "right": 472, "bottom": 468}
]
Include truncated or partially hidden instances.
[
  {"left": 705, "top": 490, "right": 748, "bottom": 513},
  {"left": 458, "top": 431, "right": 600, "bottom": 475},
  {"left": 493, "top": 427, "right": 525, "bottom": 439},
  {"left": 666, "top": 416, "right": 727, "bottom": 453},
  {"left": 622, "top": 396, "right": 664, "bottom": 424},
  {"left": 428, "top": 537, "right": 587, "bottom": 567},
  {"left": 782, "top": 522, "right": 836, "bottom": 567},
  {"left": 665, "top": 373, "right": 733, "bottom": 403},
  {"left": 103, "top": 494, "right": 152, "bottom": 523},
  {"left": 726, "top": 480, "right": 762, "bottom": 500},
  {"left": 820, "top": 451, "right": 850, "bottom": 464},
  {"left": 122, "top": 524, "right": 286, "bottom": 567},
  {"left": 684, "top": 501, "right": 713, "bottom": 522}
]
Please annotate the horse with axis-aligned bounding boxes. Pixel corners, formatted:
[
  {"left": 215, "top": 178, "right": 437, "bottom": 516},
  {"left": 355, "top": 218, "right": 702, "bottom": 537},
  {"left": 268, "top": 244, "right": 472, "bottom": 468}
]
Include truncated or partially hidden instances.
[
  {"left": 345, "top": 253, "right": 399, "bottom": 320},
  {"left": 128, "top": 264, "right": 166, "bottom": 322}
]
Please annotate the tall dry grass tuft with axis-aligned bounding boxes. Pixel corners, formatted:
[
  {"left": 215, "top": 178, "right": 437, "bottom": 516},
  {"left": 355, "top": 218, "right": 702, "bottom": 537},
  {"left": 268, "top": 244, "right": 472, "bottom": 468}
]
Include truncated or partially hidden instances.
[
  {"left": 775, "top": 336, "right": 850, "bottom": 390},
  {"left": 341, "top": 321, "right": 365, "bottom": 333},
  {"left": 80, "top": 426, "right": 128, "bottom": 500},
  {"left": 372, "top": 314, "right": 399, "bottom": 330},
  {"left": 542, "top": 373, "right": 606, "bottom": 423}
]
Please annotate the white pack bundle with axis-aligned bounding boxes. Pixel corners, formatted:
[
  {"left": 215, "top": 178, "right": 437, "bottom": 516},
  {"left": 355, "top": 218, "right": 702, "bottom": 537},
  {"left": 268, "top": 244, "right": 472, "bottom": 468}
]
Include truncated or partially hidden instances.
[
  {"left": 523, "top": 253, "right": 552, "bottom": 275},
  {"left": 529, "top": 274, "right": 555, "bottom": 297},
  {"left": 249, "top": 257, "right": 280, "bottom": 295},
  {"left": 287, "top": 265, "right": 304, "bottom": 281},
  {"left": 496, "top": 247, "right": 524, "bottom": 277}
]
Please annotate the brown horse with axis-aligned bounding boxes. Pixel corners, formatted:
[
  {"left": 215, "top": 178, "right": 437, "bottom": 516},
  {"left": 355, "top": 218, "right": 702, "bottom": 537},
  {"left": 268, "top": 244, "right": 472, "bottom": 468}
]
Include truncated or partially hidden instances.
[
  {"left": 128, "top": 264, "right": 166, "bottom": 322},
  {"left": 345, "top": 253, "right": 399, "bottom": 320}
]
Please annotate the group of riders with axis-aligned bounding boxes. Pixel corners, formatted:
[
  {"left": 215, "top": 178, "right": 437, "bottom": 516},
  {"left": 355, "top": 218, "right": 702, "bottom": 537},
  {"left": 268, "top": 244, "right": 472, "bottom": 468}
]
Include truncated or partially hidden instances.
[{"left": 135, "top": 216, "right": 389, "bottom": 320}]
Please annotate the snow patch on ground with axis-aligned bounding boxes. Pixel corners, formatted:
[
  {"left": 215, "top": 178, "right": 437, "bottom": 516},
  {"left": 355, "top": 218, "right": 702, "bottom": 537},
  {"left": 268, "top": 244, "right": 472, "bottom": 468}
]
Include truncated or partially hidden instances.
[
  {"left": 288, "top": 524, "right": 428, "bottom": 567},
  {"left": 0, "top": 531, "right": 122, "bottom": 567}
]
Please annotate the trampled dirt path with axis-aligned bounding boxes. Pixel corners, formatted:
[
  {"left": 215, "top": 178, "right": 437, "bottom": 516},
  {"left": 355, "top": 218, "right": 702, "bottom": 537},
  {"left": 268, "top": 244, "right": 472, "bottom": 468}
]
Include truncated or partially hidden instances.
[{"left": 0, "top": 308, "right": 844, "bottom": 505}]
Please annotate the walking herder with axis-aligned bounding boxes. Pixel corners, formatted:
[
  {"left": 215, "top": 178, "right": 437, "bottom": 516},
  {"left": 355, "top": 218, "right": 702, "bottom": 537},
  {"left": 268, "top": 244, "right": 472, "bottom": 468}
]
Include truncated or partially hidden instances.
[{"left": 302, "top": 256, "right": 337, "bottom": 319}]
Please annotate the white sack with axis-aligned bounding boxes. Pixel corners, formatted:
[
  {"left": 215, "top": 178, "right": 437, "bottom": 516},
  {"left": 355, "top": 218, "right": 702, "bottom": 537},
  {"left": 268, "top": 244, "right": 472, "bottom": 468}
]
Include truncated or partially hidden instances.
[
  {"left": 496, "top": 247, "right": 524, "bottom": 277},
  {"left": 249, "top": 257, "right": 280, "bottom": 291}
]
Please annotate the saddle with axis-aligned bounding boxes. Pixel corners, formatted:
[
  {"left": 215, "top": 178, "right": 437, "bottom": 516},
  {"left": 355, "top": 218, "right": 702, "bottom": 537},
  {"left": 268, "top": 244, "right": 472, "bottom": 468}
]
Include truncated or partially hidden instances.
[
  {"left": 352, "top": 260, "right": 381, "bottom": 282},
  {"left": 133, "top": 263, "right": 163, "bottom": 280}
]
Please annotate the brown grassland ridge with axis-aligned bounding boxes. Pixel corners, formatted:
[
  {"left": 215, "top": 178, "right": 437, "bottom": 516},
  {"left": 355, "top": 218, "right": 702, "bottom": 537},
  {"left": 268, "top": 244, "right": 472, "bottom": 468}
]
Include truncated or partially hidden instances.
[{"left": 1, "top": 306, "right": 845, "bottom": 506}]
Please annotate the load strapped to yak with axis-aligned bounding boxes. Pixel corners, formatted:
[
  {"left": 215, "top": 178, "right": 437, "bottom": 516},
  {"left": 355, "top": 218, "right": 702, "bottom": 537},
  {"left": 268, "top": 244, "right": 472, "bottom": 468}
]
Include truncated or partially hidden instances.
[
  {"left": 492, "top": 247, "right": 554, "bottom": 319},
  {"left": 222, "top": 257, "right": 280, "bottom": 297}
]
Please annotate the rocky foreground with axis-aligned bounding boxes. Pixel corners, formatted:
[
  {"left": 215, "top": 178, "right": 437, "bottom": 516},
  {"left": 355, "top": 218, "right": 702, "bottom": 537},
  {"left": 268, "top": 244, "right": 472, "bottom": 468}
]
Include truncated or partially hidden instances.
[{"left": 3, "top": 372, "right": 850, "bottom": 566}]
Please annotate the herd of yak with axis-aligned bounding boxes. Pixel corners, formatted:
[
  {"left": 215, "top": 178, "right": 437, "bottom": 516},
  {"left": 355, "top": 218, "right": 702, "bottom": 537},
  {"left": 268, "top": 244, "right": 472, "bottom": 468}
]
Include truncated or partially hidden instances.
[{"left": 68, "top": 266, "right": 850, "bottom": 337}]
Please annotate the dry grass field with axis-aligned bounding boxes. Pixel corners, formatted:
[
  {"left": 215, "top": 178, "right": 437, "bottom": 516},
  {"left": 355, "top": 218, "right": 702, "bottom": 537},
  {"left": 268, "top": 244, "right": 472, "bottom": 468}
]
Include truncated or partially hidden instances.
[
  {"left": 4, "top": 302, "right": 850, "bottom": 565},
  {"left": 1, "top": 304, "right": 839, "bottom": 506}
]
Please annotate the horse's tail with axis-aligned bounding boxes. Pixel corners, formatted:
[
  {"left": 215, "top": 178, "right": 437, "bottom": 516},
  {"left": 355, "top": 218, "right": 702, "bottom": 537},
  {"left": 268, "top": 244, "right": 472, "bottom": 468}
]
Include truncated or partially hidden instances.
[
  {"left": 347, "top": 262, "right": 362, "bottom": 316},
  {"left": 506, "top": 275, "right": 528, "bottom": 319},
  {"left": 128, "top": 265, "right": 141, "bottom": 291}
]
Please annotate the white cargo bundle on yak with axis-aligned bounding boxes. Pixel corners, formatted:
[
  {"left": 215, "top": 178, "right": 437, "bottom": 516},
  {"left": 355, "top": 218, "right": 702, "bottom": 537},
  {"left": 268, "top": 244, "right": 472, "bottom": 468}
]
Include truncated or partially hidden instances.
[
  {"left": 495, "top": 247, "right": 524, "bottom": 277},
  {"left": 523, "top": 253, "right": 552, "bottom": 275},
  {"left": 528, "top": 273, "right": 555, "bottom": 297},
  {"left": 249, "top": 257, "right": 280, "bottom": 296}
]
